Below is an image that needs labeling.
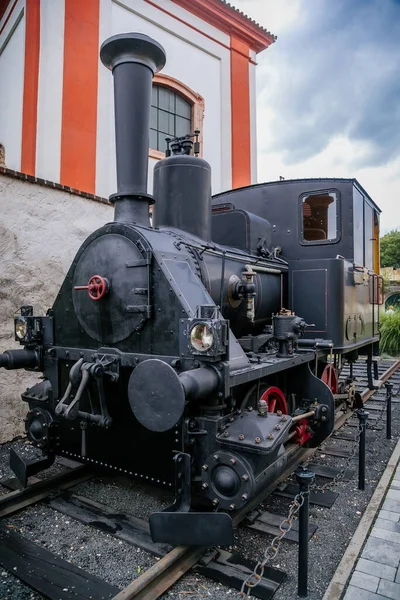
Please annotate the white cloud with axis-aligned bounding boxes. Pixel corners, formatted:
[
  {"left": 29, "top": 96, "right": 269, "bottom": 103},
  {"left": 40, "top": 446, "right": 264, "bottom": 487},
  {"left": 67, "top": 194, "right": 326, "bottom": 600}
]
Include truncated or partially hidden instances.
[
  {"left": 230, "top": 0, "right": 400, "bottom": 233},
  {"left": 230, "top": 0, "right": 303, "bottom": 34}
]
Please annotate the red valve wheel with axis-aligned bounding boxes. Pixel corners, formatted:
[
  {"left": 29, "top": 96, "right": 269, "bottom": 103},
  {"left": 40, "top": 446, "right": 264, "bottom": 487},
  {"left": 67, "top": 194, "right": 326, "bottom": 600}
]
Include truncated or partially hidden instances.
[
  {"left": 74, "top": 275, "right": 108, "bottom": 301},
  {"left": 259, "top": 386, "right": 288, "bottom": 414}
]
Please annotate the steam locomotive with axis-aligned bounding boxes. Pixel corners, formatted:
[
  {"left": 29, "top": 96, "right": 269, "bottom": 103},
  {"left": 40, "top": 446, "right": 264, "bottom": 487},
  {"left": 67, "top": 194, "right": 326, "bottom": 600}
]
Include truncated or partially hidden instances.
[{"left": 1, "top": 33, "right": 383, "bottom": 546}]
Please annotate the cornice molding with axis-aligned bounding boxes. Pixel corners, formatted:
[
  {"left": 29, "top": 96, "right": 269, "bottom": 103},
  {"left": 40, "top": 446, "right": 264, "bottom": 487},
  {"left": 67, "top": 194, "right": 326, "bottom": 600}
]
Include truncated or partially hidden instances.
[{"left": 171, "top": 0, "right": 276, "bottom": 53}]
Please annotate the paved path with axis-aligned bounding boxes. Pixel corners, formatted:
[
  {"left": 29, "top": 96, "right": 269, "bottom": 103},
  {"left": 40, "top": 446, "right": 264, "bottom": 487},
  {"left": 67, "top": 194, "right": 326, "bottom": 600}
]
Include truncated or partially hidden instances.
[{"left": 343, "top": 464, "right": 400, "bottom": 599}]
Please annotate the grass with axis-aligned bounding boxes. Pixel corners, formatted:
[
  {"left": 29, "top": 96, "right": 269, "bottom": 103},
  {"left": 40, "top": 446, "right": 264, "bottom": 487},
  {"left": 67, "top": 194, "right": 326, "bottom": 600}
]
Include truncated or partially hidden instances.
[{"left": 380, "top": 311, "right": 400, "bottom": 355}]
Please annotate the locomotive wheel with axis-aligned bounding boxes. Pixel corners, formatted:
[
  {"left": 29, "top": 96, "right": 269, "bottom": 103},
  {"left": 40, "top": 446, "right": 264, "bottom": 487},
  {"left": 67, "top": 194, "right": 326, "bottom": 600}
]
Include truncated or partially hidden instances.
[
  {"left": 240, "top": 383, "right": 293, "bottom": 414},
  {"left": 321, "top": 364, "right": 338, "bottom": 394},
  {"left": 259, "top": 386, "right": 288, "bottom": 414}
]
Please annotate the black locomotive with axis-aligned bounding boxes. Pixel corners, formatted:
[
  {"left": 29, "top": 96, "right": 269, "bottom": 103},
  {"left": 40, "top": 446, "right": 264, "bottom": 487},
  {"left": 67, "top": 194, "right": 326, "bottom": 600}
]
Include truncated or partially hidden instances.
[{"left": 1, "top": 33, "right": 383, "bottom": 545}]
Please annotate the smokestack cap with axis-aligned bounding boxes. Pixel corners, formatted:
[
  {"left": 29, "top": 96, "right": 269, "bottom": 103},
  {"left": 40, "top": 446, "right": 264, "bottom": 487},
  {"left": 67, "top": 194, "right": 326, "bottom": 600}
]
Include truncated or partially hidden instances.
[{"left": 100, "top": 32, "right": 166, "bottom": 74}]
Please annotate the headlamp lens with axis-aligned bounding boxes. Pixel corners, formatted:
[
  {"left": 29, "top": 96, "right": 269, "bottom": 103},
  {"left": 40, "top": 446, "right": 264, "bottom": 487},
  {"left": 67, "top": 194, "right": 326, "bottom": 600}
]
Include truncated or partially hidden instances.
[
  {"left": 15, "top": 317, "right": 27, "bottom": 340},
  {"left": 190, "top": 323, "right": 214, "bottom": 352}
]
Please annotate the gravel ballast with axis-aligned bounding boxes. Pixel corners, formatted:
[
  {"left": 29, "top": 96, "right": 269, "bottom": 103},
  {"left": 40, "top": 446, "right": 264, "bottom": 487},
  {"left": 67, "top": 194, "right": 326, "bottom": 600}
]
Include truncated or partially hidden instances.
[{"left": 0, "top": 363, "right": 399, "bottom": 600}]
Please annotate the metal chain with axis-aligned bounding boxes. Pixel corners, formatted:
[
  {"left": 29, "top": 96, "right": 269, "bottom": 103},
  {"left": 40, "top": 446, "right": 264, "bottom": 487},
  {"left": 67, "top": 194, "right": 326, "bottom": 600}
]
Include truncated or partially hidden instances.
[
  {"left": 238, "top": 379, "right": 392, "bottom": 598},
  {"left": 309, "top": 421, "right": 364, "bottom": 494},
  {"left": 239, "top": 492, "right": 306, "bottom": 598},
  {"left": 366, "top": 395, "right": 387, "bottom": 430},
  {"left": 238, "top": 419, "right": 365, "bottom": 598}
]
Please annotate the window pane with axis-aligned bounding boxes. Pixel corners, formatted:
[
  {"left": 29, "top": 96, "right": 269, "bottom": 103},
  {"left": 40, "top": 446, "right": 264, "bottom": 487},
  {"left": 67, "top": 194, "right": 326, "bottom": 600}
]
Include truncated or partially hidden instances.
[
  {"left": 353, "top": 189, "right": 364, "bottom": 265},
  {"left": 150, "top": 128, "right": 158, "bottom": 150},
  {"left": 158, "top": 132, "right": 168, "bottom": 152},
  {"left": 364, "top": 203, "right": 374, "bottom": 270},
  {"left": 176, "top": 95, "right": 191, "bottom": 118},
  {"left": 302, "top": 193, "right": 337, "bottom": 242},
  {"left": 159, "top": 87, "right": 173, "bottom": 112},
  {"left": 158, "top": 109, "right": 170, "bottom": 134},
  {"left": 151, "top": 86, "right": 157, "bottom": 107},
  {"left": 150, "top": 106, "right": 157, "bottom": 129},
  {"left": 168, "top": 112, "right": 175, "bottom": 135},
  {"left": 150, "top": 85, "right": 193, "bottom": 151},
  {"left": 176, "top": 115, "right": 191, "bottom": 137}
]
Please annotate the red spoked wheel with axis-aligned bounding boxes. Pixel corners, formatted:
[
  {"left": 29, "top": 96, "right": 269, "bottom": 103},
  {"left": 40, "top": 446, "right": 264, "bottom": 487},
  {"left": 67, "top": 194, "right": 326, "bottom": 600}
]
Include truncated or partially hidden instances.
[
  {"left": 74, "top": 275, "right": 108, "bottom": 301},
  {"left": 321, "top": 364, "right": 338, "bottom": 394},
  {"left": 259, "top": 386, "right": 288, "bottom": 414}
]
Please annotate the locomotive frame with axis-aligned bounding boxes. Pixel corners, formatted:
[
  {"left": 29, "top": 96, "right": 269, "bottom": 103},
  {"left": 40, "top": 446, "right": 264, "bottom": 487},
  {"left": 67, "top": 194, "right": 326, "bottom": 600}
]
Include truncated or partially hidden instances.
[{"left": 1, "top": 32, "right": 382, "bottom": 546}]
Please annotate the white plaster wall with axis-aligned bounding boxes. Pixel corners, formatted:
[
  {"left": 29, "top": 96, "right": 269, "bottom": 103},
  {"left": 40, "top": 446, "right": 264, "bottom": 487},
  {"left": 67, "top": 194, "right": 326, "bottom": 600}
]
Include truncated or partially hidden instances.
[
  {"left": 0, "top": 5, "right": 25, "bottom": 171},
  {"left": 0, "top": 174, "right": 113, "bottom": 442},
  {"left": 35, "top": 0, "right": 65, "bottom": 181},
  {"left": 96, "top": 0, "right": 232, "bottom": 199}
]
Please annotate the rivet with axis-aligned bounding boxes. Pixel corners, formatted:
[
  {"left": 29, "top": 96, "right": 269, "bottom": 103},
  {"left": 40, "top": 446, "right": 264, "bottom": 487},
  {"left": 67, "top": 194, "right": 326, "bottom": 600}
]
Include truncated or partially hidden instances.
[
  {"left": 213, "top": 455, "right": 219, "bottom": 461},
  {"left": 201, "top": 482, "right": 208, "bottom": 489},
  {"left": 242, "top": 474, "right": 249, "bottom": 481},
  {"left": 239, "top": 434, "right": 245, "bottom": 440},
  {"left": 241, "top": 493, "right": 248, "bottom": 501},
  {"left": 267, "top": 433, "right": 274, "bottom": 439},
  {"left": 255, "top": 437, "right": 261, "bottom": 443},
  {"left": 202, "top": 464, "right": 208, "bottom": 471},
  {"left": 229, "top": 504, "right": 236, "bottom": 511},
  {"left": 230, "top": 458, "right": 236, "bottom": 465}
]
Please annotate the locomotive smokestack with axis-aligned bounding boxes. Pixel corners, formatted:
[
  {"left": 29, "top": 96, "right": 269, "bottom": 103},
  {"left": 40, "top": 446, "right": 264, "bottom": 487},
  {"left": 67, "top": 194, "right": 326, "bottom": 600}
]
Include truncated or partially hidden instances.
[{"left": 100, "top": 33, "right": 166, "bottom": 224}]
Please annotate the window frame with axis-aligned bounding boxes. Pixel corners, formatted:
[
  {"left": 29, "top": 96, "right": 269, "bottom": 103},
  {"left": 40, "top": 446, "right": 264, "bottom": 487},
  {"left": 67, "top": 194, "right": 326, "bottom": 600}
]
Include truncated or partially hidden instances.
[
  {"left": 299, "top": 188, "right": 341, "bottom": 246},
  {"left": 149, "top": 74, "right": 205, "bottom": 160}
]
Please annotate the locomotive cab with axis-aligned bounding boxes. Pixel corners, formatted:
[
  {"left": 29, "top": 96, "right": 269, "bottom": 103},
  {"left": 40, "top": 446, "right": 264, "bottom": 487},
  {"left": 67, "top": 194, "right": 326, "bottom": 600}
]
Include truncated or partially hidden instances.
[{"left": 212, "top": 178, "right": 383, "bottom": 356}]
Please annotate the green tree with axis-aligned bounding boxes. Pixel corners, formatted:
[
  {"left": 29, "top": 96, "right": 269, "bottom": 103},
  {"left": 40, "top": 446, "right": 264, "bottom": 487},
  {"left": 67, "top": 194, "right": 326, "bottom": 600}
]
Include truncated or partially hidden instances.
[{"left": 380, "top": 230, "right": 400, "bottom": 268}]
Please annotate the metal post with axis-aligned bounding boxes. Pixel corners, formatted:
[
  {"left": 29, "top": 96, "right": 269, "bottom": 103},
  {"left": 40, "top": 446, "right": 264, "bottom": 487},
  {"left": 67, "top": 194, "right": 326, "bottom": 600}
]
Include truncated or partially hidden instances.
[
  {"left": 357, "top": 409, "right": 369, "bottom": 490},
  {"left": 373, "top": 360, "right": 379, "bottom": 382},
  {"left": 385, "top": 382, "right": 393, "bottom": 440},
  {"left": 349, "top": 361, "right": 353, "bottom": 379},
  {"left": 295, "top": 467, "right": 315, "bottom": 598},
  {"left": 366, "top": 346, "right": 373, "bottom": 390}
]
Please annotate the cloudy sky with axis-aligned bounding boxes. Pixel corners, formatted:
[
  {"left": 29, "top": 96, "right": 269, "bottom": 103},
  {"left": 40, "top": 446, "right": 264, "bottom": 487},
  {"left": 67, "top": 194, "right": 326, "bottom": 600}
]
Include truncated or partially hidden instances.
[{"left": 231, "top": 0, "right": 400, "bottom": 233}]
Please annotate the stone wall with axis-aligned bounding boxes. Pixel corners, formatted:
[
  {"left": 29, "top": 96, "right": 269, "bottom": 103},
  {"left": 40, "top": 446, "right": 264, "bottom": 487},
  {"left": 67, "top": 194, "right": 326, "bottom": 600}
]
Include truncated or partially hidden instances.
[{"left": 0, "top": 172, "right": 112, "bottom": 442}]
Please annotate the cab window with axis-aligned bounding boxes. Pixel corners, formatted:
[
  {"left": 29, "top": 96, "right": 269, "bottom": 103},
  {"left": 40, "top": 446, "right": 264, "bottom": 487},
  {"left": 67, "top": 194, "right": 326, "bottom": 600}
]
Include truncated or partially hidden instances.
[
  {"left": 301, "top": 192, "right": 338, "bottom": 243},
  {"left": 353, "top": 188, "right": 364, "bottom": 266},
  {"left": 353, "top": 187, "right": 380, "bottom": 272}
]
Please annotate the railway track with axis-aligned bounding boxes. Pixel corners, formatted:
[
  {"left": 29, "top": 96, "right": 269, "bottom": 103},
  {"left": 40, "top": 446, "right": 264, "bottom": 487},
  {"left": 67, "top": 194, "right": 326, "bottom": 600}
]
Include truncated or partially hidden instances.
[{"left": 1, "top": 357, "right": 399, "bottom": 600}]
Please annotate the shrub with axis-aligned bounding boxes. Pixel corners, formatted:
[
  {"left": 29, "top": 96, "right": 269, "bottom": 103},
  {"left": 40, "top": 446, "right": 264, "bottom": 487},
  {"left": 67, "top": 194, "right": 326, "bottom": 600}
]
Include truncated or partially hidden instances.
[{"left": 380, "top": 311, "right": 400, "bottom": 356}]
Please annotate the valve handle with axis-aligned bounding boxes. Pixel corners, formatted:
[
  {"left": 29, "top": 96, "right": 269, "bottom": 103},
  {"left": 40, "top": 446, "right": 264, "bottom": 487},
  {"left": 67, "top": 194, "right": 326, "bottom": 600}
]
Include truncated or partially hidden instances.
[{"left": 74, "top": 275, "right": 108, "bottom": 301}]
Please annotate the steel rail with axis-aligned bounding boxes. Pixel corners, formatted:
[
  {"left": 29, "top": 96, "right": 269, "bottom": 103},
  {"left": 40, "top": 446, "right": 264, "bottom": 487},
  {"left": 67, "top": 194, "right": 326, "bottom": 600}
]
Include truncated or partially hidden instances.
[
  {"left": 0, "top": 465, "right": 92, "bottom": 518},
  {"left": 113, "top": 358, "right": 400, "bottom": 600},
  {"left": 334, "top": 359, "right": 400, "bottom": 431},
  {"left": 2, "top": 360, "right": 398, "bottom": 599}
]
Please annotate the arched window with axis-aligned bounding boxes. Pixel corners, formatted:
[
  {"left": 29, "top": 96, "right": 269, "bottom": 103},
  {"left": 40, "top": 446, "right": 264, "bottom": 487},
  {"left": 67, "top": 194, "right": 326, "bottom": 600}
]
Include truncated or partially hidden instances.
[
  {"left": 151, "top": 86, "right": 191, "bottom": 152},
  {"left": 149, "top": 74, "right": 205, "bottom": 159}
]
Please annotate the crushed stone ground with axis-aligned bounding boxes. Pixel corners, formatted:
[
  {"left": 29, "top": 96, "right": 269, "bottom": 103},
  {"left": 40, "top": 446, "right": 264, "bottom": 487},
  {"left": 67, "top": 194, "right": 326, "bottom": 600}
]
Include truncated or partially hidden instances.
[{"left": 0, "top": 368, "right": 399, "bottom": 600}]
